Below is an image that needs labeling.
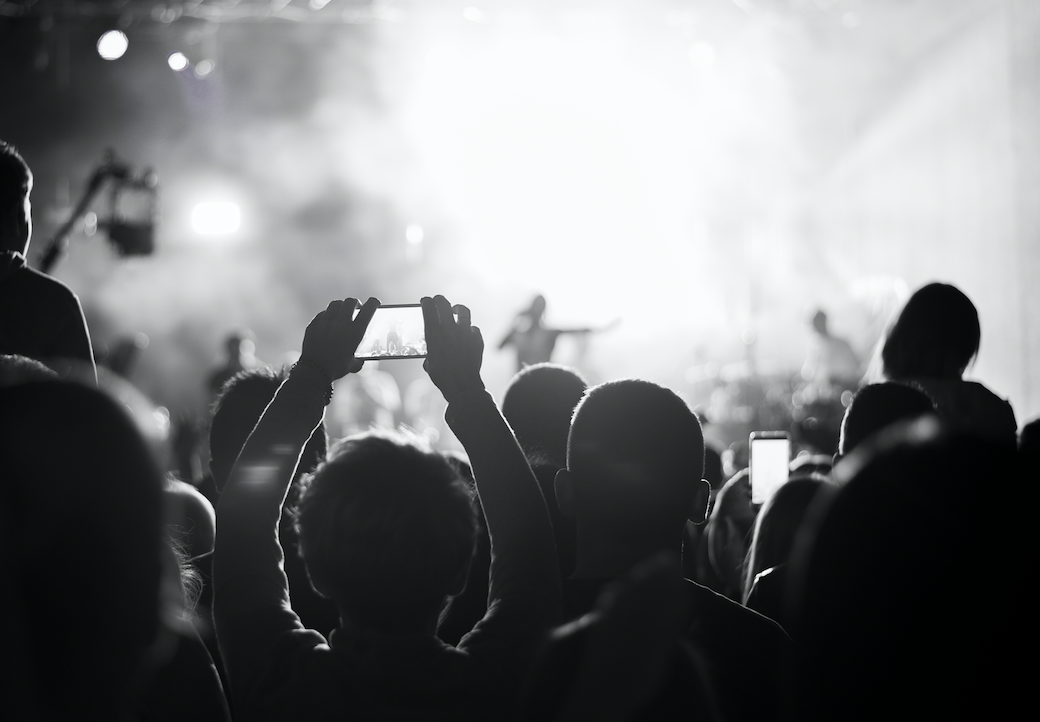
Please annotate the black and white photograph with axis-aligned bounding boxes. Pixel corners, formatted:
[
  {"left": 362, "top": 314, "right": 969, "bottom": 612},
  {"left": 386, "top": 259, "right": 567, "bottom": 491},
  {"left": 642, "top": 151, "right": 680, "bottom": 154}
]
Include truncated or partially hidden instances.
[{"left": 1, "top": 0, "right": 1035, "bottom": 719}]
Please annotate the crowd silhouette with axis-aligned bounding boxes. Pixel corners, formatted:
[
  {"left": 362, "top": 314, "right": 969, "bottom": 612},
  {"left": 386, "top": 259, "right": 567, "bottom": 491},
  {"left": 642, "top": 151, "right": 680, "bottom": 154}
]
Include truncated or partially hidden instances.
[{"left": 0, "top": 137, "right": 1032, "bottom": 721}]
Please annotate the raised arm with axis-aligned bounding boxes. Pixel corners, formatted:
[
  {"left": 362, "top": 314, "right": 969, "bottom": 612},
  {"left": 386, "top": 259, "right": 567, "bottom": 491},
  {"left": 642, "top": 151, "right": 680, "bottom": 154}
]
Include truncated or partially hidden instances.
[
  {"left": 421, "top": 296, "right": 561, "bottom": 651},
  {"left": 213, "top": 297, "right": 377, "bottom": 703}
]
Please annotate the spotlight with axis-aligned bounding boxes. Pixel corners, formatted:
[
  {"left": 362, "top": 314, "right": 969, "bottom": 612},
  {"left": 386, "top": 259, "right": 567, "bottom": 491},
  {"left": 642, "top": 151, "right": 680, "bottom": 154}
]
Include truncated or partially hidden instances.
[
  {"left": 406, "top": 224, "right": 424, "bottom": 245},
  {"left": 168, "top": 51, "right": 189, "bottom": 71},
  {"left": 97, "top": 30, "right": 129, "bottom": 60},
  {"left": 192, "top": 202, "right": 241, "bottom": 235}
]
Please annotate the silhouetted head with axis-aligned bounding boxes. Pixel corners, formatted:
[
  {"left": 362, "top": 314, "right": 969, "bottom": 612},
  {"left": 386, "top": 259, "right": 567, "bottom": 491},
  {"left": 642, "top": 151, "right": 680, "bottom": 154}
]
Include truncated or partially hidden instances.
[
  {"left": 788, "top": 418, "right": 1022, "bottom": 719},
  {"left": 1020, "top": 417, "right": 1040, "bottom": 468},
  {"left": 0, "top": 354, "right": 58, "bottom": 385},
  {"left": 0, "top": 381, "right": 165, "bottom": 717},
  {"left": 294, "top": 429, "right": 477, "bottom": 634},
  {"left": 811, "top": 309, "right": 828, "bottom": 335},
  {"left": 881, "top": 282, "right": 980, "bottom": 380},
  {"left": 837, "top": 382, "right": 935, "bottom": 458},
  {"left": 742, "top": 475, "right": 828, "bottom": 603},
  {"left": 706, "top": 469, "right": 756, "bottom": 599},
  {"left": 558, "top": 380, "right": 709, "bottom": 551},
  {"left": 525, "top": 294, "right": 548, "bottom": 322},
  {"left": 209, "top": 366, "right": 327, "bottom": 492},
  {"left": 0, "top": 140, "right": 32, "bottom": 255},
  {"left": 502, "top": 362, "right": 588, "bottom": 468}
]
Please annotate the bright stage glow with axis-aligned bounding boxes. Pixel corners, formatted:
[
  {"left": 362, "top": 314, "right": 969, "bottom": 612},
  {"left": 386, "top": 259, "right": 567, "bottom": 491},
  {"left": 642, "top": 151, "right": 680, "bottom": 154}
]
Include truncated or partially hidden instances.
[
  {"left": 97, "top": 30, "right": 129, "bottom": 60},
  {"left": 402, "top": 5, "right": 794, "bottom": 374},
  {"left": 406, "top": 224, "right": 425, "bottom": 245},
  {"left": 192, "top": 202, "right": 241, "bottom": 235},
  {"left": 168, "top": 52, "right": 189, "bottom": 71}
]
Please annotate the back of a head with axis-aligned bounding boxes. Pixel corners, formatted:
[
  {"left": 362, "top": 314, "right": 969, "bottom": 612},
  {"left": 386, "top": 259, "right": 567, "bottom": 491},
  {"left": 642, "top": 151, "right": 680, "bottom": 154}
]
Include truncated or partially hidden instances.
[
  {"left": 209, "top": 366, "right": 327, "bottom": 491},
  {"left": 294, "top": 429, "right": 477, "bottom": 634},
  {"left": 567, "top": 379, "right": 704, "bottom": 539},
  {"left": 0, "top": 381, "right": 164, "bottom": 717},
  {"left": 788, "top": 418, "right": 1022, "bottom": 719},
  {"left": 742, "top": 475, "right": 828, "bottom": 603},
  {"left": 0, "top": 141, "right": 31, "bottom": 253},
  {"left": 502, "top": 362, "right": 588, "bottom": 467},
  {"left": 0, "top": 354, "right": 58, "bottom": 386},
  {"left": 838, "top": 382, "right": 935, "bottom": 456},
  {"left": 881, "top": 282, "right": 980, "bottom": 380}
]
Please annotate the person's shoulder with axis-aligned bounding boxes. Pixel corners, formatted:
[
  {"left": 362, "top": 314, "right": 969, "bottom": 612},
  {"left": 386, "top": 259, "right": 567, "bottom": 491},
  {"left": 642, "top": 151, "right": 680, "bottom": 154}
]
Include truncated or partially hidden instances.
[
  {"left": 683, "top": 578, "right": 791, "bottom": 646},
  {"left": 11, "top": 263, "right": 83, "bottom": 305}
]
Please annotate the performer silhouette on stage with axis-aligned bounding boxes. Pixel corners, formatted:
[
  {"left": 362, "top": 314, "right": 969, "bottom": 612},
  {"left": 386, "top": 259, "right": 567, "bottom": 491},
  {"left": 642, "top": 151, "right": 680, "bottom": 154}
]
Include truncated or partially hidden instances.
[{"left": 499, "top": 294, "right": 616, "bottom": 372}]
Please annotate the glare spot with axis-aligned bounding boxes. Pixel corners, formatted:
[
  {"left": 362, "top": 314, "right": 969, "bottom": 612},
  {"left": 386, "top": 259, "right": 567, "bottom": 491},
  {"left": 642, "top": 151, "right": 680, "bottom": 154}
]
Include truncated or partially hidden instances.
[
  {"left": 192, "top": 202, "right": 241, "bottom": 235},
  {"left": 194, "top": 59, "right": 215, "bottom": 78},
  {"left": 406, "top": 224, "right": 424, "bottom": 245},
  {"left": 309, "top": 0, "right": 330, "bottom": 9},
  {"left": 97, "top": 30, "right": 129, "bottom": 60},
  {"left": 462, "top": 6, "right": 484, "bottom": 23},
  {"left": 168, "top": 51, "right": 189, "bottom": 71}
]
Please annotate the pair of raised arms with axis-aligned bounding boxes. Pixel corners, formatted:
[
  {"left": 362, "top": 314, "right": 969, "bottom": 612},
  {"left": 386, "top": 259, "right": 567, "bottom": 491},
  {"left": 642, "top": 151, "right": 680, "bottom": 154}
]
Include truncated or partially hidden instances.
[{"left": 298, "top": 296, "right": 483, "bottom": 403}]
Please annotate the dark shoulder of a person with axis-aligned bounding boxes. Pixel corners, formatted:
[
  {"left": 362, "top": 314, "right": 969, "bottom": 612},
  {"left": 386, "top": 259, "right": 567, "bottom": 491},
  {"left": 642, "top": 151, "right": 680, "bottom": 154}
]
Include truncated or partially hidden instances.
[
  {"left": 683, "top": 579, "right": 791, "bottom": 650},
  {"left": 8, "top": 263, "right": 82, "bottom": 312}
]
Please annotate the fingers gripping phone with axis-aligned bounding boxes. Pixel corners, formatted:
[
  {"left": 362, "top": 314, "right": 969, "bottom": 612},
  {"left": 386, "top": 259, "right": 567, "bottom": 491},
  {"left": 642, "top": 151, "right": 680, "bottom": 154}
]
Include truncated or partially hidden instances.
[
  {"left": 354, "top": 304, "right": 428, "bottom": 359},
  {"left": 749, "top": 431, "right": 790, "bottom": 505}
]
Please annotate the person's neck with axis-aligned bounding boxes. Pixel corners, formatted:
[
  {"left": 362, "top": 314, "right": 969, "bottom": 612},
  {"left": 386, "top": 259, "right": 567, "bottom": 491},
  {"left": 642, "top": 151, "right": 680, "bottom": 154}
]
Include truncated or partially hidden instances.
[
  {"left": 571, "top": 526, "right": 683, "bottom": 581},
  {"left": 336, "top": 608, "right": 439, "bottom": 637}
]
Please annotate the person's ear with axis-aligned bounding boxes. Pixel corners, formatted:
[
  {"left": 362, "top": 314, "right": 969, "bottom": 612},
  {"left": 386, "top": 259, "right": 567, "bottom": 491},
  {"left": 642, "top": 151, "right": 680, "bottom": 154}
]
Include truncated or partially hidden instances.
[
  {"left": 555, "top": 468, "right": 576, "bottom": 517},
  {"left": 688, "top": 478, "right": 711, "bottom": 525}
]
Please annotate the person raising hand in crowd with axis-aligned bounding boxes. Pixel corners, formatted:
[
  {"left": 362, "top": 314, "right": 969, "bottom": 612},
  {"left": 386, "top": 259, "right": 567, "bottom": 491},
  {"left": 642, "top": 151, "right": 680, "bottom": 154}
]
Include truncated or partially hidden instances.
[{"left": 213, "top": 295, "right": 560, "bottom": 720}]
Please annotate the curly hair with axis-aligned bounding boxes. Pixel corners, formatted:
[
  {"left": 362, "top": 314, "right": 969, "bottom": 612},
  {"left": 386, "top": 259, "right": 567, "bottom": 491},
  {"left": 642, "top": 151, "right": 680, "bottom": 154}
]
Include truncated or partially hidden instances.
[{"left": 294, "top": 429, "right": 477, "bottom": 634}]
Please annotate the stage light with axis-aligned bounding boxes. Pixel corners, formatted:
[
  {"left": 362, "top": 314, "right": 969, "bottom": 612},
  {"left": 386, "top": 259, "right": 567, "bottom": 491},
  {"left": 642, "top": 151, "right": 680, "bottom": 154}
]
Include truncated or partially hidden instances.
[
  {"left": 168, "top": 52, "right": 189, "bottom": 71},
  {"left": 406, "top": 224, "right": 424, "bottom": 245},
  {"left": 97, "top": 30, "right": 128, "bottom": 60},
  {"left": 195, "top": 59, "right": 215, "bottom": 78},
  {"left": 462, "top": 7, "right": 484, "bottom": 23},
  {"left": 192, "top": 202, "right": 241, "bottom": 235}
]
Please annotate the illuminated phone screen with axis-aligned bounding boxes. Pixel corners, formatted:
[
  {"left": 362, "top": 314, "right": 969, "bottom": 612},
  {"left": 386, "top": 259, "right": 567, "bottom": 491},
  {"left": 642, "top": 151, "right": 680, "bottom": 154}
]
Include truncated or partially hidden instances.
[
  {"left": 750, "top": 435, "right": 790, "bottom": 505},
  {"left": 354, "top": 304, "right": 427, "bottom": 359}
]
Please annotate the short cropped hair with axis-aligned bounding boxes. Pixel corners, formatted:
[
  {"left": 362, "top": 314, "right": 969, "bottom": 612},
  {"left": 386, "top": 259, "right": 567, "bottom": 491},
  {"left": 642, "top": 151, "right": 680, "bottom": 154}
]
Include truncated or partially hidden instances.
[
  {"left": 567, "top": 379, "right": 704, "bottom": 537},
  {"left": 839, "top": 382, "right": 935, "bottom": 456},
  {"left": 502, "top": 362, "right": 588, "bottom": 467},
  {"left": 294, "top": 429, "right": 477, "bottom": 633},
  {"left": 882, "top": 283, "right": 980, "bottom": 380},
  {"left": 209, "top": 366, "right": 327, "bottom": 491},
  {"left": 0, "top": 140, "right": 32, "bottom": 208}
]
